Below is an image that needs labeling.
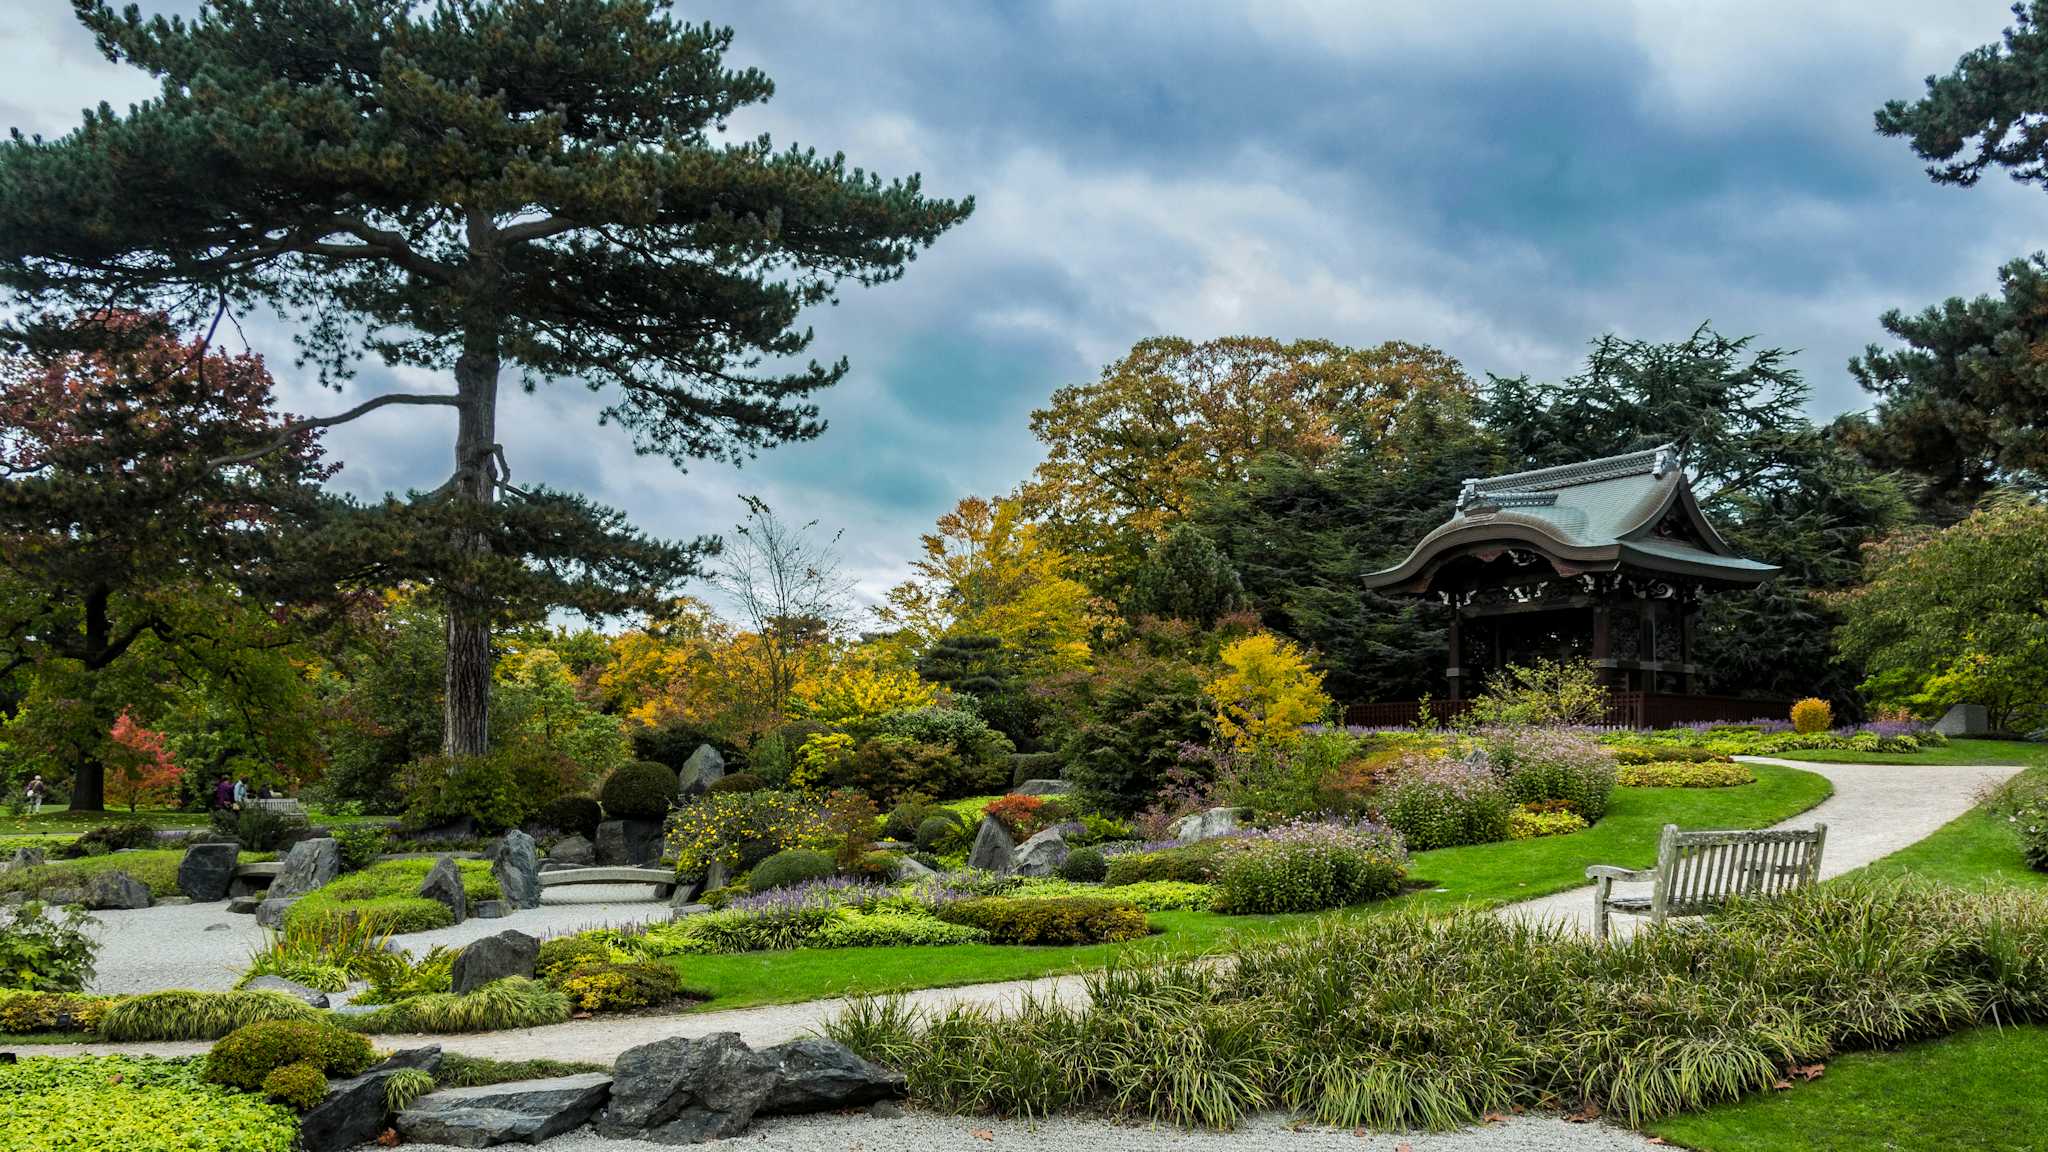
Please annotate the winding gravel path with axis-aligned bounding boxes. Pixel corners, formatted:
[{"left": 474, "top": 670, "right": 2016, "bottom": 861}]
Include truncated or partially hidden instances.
[{"left": 1500, "top": 755, "right": 2020, "bottom": 936}]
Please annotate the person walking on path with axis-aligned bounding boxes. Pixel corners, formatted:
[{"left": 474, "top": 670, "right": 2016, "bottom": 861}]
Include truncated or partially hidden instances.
[
  {"left": 232, "top": 777, "right": 248, "bottom": 806},
  {"left": 212, "top": 775, "right": 234, "bottom": 812},
  {"left": 23, "top": 774, "right": 45, "bottom": 815}
]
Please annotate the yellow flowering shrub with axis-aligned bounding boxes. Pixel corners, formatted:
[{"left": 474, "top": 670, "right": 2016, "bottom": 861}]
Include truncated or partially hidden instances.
[
  {"left": 1208, "top": 632, "right": 1330, "bottom": 749},
  {"left": 792, "top": 732, "right": 855, "bottom": 789},
  {"left": 792, "top": 659, "right": 936, "bottom": 727},
  {"left": 663, "top": 790, "right": 836, "bottom": 873}
]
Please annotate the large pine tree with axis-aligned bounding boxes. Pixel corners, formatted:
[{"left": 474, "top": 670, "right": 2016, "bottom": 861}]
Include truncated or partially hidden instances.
[{"left": 0, "top": 1, "right": 972, "bottom": 755}]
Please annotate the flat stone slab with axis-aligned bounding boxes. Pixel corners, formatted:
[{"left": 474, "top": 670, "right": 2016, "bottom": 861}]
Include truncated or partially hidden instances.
[
  {"left": 397, "top": 1073, "right": 612, "bottom": 1147},
  {"left": 234, "top": 861, "right": 285, "bottom": 878}
]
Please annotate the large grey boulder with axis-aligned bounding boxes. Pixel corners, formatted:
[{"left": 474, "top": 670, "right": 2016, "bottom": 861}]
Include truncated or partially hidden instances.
[
  {"left": 596, "top": 819, "right": 664, "bottom": 867},
  {"left": 491, "top": 829, "right": 542, "bottom": 910},
  {"left": 966, "top": 816, "right": 1016, "bottom": 873},
  {"left": 888, "top": 854, "right": 937, "bottom": 883},
  {"left": 1934, "top": 703, "right": 1991, "bottom": 737},
  {"left": 757, "top": 1036, "right": 906, "bottom": 1115},
  {"left": 298, "top": 1047, "right": 443, "bottom": 1152},
  {"left": 596, "top": 1032, "right": 776, "bottom": 1143},
  {"left": 451, "top": 929, "right": 539, "bottom": 995},
  {"left": 85, "top": 869, "right": 153, "bottom": 910},
  {"left": 1012, "top": 778, "right": 1074, "bottom": 796},
  {"left": 418, "top": 855, "right": 468, "bottom": 925},
  {"left": 1010, "top": 828, "right": 1071, "bottom": 878},
  {"left": 269, "top": 837, "right": 341, "bottom": 901},
  {"left": 176, "top": 842, "right": 238, "bottom": 901},
  {"left": 254, "top": 896, "right": 297, "bottom": 928},
  {"left": 677, "top": 744, "right": 726, "bottom": 798},
  {"left": 243, "top": 974, "right": 330, "bottom": 1009},
  {"left": 548, "top": 834, "right": 596, "bottom": 866},
  {"left": 397, "top": 1073, "right": 613, "bottom": 1148},
  {"left": 1171, "top": 807, "right": 1244, "bottom": 845},
  {"left": 3, "top": 846, "right": 45, "bottom": 874}
]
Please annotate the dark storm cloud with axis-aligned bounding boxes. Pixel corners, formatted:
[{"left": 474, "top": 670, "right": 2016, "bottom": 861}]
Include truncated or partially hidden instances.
[{"left": 6, "top": 1, "right": 2046, "bottom": 611}]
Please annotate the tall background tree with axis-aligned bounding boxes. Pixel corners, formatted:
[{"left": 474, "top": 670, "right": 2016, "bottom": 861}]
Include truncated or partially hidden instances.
[
  {"left": 708, "top": 495, "right": 853, "bottom": 729},
  {"left": 0, "top": 318, "right": 331, "bottom": 809},
  {"left": 0, "top": 0, "right": 972, "bottom": 758}
]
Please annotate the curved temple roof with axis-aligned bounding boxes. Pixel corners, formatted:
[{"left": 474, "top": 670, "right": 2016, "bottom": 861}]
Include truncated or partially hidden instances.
[{"left": 1364, "top": 444, "right": 1779, "bottom": 593}]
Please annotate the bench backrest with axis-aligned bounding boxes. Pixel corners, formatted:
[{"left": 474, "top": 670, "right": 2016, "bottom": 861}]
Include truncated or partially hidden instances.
[{"left": 1650, "top": 823, "right": 1826, "bottom": 918}]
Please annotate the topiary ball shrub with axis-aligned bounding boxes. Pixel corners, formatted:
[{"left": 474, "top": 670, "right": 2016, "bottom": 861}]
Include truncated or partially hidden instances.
[
  {"left": 205, "top": 1018, "right": 374, "bottom": 1093},
  {"left": 934, "top": 896, "right": 1150, "bottom": 945},
  {"left": 883, "top": 800, "right": 935, "bottom": 842},
  {"left": 260, "top": 1061, "right": 328, "bottom": 1110},
  {"left": 530, "top": 795, "right": 603, "bottom": 838},
  {"left": 1060, "top": 846, "right": 1108, "bottom": 882},
  {"left": 748, "top": 849, "right": 836, "bottom": 892},
  {"left": 706, "top": 772, "right": 764, "bottom": 795},
  {"left": 915, "top": 813, "right": 965, "bottom": 853},
  {"left": 1790, "top": 697, "right": 1834, "bottom": 735},
  {"left": 601, "top": 761, "right": 678, "bottom": 821}
]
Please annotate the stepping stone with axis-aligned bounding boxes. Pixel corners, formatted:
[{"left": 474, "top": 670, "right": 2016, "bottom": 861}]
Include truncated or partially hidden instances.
[
  {"left": 397, "top": 1073, "right": 612, "bottom": 1147},
  {"left": 227, "top": 895, "right": 262, "bottom": 914}
]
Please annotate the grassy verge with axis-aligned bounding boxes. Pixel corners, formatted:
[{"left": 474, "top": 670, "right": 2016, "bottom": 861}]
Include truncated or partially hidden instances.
[
  {"left": 1769, "top": 737, "right": 2046, "bottom": 767},
  {"left": 0, "top": 849, "right": 267, "bottom": 899},
  {"left": 1645, "top": 1025, "right": 2048, "bottom": 1152},
  {"left": 0, "top": 804, "right": 378, "bottom": 840},
  {"left": 669, "top": 764, "right": 1832, "bottom": 1010}
]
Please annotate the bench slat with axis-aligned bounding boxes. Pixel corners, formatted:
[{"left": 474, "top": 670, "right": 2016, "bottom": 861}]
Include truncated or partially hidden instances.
[{"left": 1598, "top": 823, "right": 1826, "bottom": 938}]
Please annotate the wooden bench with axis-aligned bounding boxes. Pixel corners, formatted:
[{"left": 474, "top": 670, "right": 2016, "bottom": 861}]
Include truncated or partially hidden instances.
[
  {"left": 1587, "top": 823, "right": 1826, "bottom": 939},
  {"left": 536, "top": 866, "right": 675, "bottom": 900},
  {"left": 234, "top": 862, "right": 284, "bottom": 879}
]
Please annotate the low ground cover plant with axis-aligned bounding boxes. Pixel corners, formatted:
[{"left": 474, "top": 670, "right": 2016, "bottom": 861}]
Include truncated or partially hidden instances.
[
  {"left": 0, "top": 849, "right": 187, "bottom": 900},
  {"left": 1506, "top": 804, "right": 1589, "bottom": 839},
  {"left": 0, "top": 1055, "right": 297, "bottom": 1152},
  {"left": 1617, "top": 760, "right": 1756, "bottom": 788},
  {"left": 1013, "top": 877, "right": 1216, "bottom": 911},
  {"left": 1612, "top": 721, "right": 1947, "bottom": 758},
  {"left": 830, "top": 878, "right": 2048, "bottom": 1132},
  {"left": 283, "top": 856, "right": 500, "bottom": 934},
  {"left": 934, "top": 895, "right": 1150, "bottom": 945}
]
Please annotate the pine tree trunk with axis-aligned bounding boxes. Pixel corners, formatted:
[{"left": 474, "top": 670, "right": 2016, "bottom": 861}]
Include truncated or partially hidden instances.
[{"left": 442, "top": 328, "right": 500, "bottom": 758}]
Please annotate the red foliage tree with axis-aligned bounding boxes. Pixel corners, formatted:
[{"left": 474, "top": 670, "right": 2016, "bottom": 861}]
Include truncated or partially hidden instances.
[{"left": 105, "top": 711, "right": 182, "bottom": 812}]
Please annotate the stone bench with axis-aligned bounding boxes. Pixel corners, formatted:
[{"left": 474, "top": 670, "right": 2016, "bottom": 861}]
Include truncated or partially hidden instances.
[{"left": 535, "top": 866, "right": 676, "bottom": 900}]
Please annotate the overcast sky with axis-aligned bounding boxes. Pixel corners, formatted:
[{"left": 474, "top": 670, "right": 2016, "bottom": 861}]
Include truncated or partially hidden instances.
[{"left": 5, "top": 1, "right": 2045, "bottom": 615}]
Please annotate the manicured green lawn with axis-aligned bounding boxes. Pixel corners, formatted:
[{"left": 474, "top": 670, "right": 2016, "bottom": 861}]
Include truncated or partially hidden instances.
[
  {"left": 671, "top": 764, "right": 1833, "bottom": 1010},
  {"left": 1771, "top": 738, "right": 2047, "bottom": 767},
  {"left": 1645, "top": 1025, "right": 2048, "bottom": 1152},
  {"left": 0, "top": 804, "right": 377, "bottom": 842}
]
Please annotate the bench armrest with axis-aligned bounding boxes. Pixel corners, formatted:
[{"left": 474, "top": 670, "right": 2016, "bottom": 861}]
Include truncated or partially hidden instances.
[{"left": 1585, "top": 865, "right": 1657, "bottom": 882}]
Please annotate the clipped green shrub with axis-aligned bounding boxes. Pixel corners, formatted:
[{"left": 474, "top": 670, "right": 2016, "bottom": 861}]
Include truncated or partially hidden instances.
[
  {"left": 345, "top": 977, "right": 570, "bottom": 1034},
  {"left": 1009, "top": 752, "right": 1064, "bottom": 788},
  {"left": 915, "top": 813, "right": 966, "bottom": 853},
  {"left": 283, "top": 857, "right": 500, "bottom": 936},
  {"left": 67, "top": 822, "right": 160, "bottom": 856},
  {"left": 707, "top": 771, "right": 765, "bottom": 795},
  {"left": 401, "top": 748, "right": 568, "bottom": 832},
  {"left": 550, "top": 957, "right": 687, "bottom": 1012},
  {"left": 1617, "top": 761, "right": 1756, "bottom": 788},
  {"left": 530, "top": 795, "right": 604, "bottom": 838},
  {"left": 0, "top": 1056, "right": 297, "bottom": 1152},
  {"left": 749, "top": 848, "right": 837, "bottom": 891},
  {"left": 205, "top": 1017, "right": 374, "bottom": 1092},
  {"left": 211, "top": 806, "right": 306, "bottom": 851},
  {"left": 883, "top": 799, "right": 935, "bottom": 842},
  {"left": 1059, "top": 846, "right": 1108, "bottom": 882},
  {"left": 812, "top": 910, "right": 990, "bottom": 948},
  {"left": 934, "top": 896, "right": 1150, "bottom": 945},
  {"left": 1210, "top": 822, "right": 1407, "bottom": 915},
  {"left": 1102, "top": 840, "right": 1232, "bottom": 886},
  {"left": 602, "top": 761, "right": 679, "bottom": 821},
  {"left": 1605, "top": 743, "right": 1729, "bottom": 766},
  {"left": 98, "top": 989, "right": 315, "bottom": 1041},
  {"left": 261, "top": 1061, "right": 328, "bottom": 1110},
  {"left": 332, "top": 825, "right": 389, "bottom": 873}
]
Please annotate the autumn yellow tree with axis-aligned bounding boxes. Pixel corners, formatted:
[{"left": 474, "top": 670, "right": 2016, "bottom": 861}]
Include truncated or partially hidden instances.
[
  {"left": 1023, "top": 335, "right": 1476, "bottom": 588},
  {"left": 877, "top": 496, "right": 1097, "bottom": 673},
  {"left": 1208, "top": 632, "right": 1331, "bottom": 749}
]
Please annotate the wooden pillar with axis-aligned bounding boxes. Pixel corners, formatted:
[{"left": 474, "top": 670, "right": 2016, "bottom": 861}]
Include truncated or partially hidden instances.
[
  {"left": 1591, "top": 603, "right": 1615, "bottom": 689},
  {"left": 1680, "top": 595, "right": 1697, "bottom": 694},
  {"left": 1446, "top": 613, "right": 1462, "bottom": 700}
]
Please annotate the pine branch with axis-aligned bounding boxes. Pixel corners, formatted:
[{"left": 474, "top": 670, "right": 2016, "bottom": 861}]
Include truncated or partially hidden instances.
[{"left": 209, "top": 392, "right": 462, "bottom": 468}]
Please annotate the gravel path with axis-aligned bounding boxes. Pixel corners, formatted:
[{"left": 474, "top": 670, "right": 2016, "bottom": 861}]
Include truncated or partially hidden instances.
[
  {"left": 1500, "top": 755, "right": 2020, "bottom": 936},
  {"left": 393, "top": 1108, "right": 1666, "bottom": 1152},
  {"left": 84, "top": 883, "right": 677, "bottom": 995}
]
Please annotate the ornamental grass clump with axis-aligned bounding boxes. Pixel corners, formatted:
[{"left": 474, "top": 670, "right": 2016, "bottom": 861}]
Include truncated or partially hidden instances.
[
  {"left": 829, "top": 878, "right": 2048, "bottom": 1133},
  {"left": 1375, "top": 753, "right": 1511, "bottom": 850},
  {"left": 1479, "top": 726, "right": 1617, "bottom": 822},
  {"left": 98, "top": 988, "right": 315, "bottom": 1041},
  {"left": 345, "top": 976, "right": 570, "bottom": 1034},
  {"left": 1210, "top": 820, "right": 1407, "bottom": 915}
]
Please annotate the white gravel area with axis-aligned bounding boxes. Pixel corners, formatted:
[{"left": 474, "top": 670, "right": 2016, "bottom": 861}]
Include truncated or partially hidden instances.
[
  {"left": 1500, "top": 755, "right": 2022, "bottom": 936},
  {"left": 383, "top": 1108, "right": 1664, "bottom": 1152},
  {"left": 83, "top": 884, "right": 676, "bottom": 995}
]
